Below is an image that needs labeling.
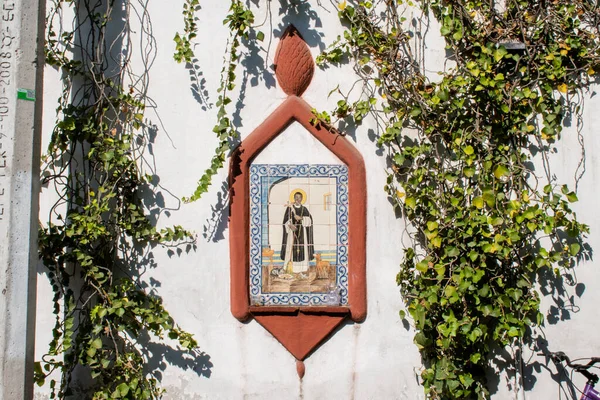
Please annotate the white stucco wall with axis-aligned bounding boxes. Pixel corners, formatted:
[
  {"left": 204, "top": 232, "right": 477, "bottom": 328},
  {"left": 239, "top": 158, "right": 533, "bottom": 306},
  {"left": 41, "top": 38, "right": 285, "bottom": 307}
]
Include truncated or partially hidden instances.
[{"left": 34, "top": 1, "right": 600, "bottom": 399}]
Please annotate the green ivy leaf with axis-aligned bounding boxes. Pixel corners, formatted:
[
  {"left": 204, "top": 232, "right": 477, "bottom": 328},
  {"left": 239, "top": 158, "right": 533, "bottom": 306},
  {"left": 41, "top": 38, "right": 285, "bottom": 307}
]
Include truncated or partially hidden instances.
[
  {"left": 494, "top": 165, "right": 509, "bottom": 179},
  {"left": 416, "top": 260, "right": 429, "bottom": 273},
  {"left": 446, "top": 246, "right": 460, "bottom": 257},
  {"left": 569, "top": 243, "right": 581, "bottom": 256},
  {"left": 470, "top": 353, "right": 481, "bottom": 364},
  {"left": 414, "top": 332, "right": 430, "bottom": 350},
  {"left": 117, "top": 382, "right": 129, "bottom": 396}
]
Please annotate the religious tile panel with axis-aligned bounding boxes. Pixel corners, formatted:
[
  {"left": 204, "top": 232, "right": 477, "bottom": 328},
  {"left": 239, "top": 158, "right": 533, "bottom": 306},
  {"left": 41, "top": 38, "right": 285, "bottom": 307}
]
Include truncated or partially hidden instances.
[
  {"left": 229, "top": 25, "right": 366, "bottom": 368},
  {"left": 249, "top": 164, "right": 349, "bottom": 306}
]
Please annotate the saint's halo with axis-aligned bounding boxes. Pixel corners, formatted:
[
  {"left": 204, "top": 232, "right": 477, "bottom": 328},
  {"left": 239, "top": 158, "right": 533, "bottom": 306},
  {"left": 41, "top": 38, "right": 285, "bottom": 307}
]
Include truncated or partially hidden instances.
[{"left": 289, "top": 188, "right": 307, "bottom": 204}]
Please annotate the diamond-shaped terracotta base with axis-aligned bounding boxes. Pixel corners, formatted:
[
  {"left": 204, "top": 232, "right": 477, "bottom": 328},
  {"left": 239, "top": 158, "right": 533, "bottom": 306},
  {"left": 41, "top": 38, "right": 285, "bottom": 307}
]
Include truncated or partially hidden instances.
[{"left": 254, "top": 313, "right": 346, "bottom": 361}]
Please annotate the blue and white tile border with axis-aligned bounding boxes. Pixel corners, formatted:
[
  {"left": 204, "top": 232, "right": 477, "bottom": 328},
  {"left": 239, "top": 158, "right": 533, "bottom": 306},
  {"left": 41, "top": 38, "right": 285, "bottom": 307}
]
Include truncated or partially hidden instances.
[{"left": 249, "top": 164, "right": 349, "bottom": 306}]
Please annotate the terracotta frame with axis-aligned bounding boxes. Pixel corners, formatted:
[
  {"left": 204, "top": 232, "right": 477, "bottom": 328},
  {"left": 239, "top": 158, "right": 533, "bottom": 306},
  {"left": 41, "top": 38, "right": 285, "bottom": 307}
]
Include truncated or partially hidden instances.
[{"left": 229, "top": 95, "right": 366, "bottom": 323}]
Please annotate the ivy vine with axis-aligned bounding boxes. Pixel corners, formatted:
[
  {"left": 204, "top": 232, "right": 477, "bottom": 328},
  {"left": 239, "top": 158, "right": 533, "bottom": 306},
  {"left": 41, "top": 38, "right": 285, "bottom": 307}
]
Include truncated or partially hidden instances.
[
  {"left": 315, "top": 0, "right": 597, "bottom": 398},
  {"left": 174, "top": 0, "right": 200, "bottom": 64},
  {"left": 37, "top": 1, "right": 197, "bottom": 398},
  {"left": 178, "top": 1, "right": 258, "bottom": 203}
]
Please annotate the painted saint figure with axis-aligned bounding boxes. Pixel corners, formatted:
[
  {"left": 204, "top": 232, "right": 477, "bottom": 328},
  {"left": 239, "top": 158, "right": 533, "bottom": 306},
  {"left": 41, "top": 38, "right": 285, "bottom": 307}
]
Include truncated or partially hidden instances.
[{"left": 281, "top": 191, "right": 314, "bottom": 275}]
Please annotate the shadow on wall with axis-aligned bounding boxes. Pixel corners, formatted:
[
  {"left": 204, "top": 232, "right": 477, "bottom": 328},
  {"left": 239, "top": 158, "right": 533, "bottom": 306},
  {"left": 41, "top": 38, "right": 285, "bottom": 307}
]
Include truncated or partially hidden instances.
[
  {"left": 528, "top": 334, "right": 589, "bottom": 399},
  {"left": 137, "top": 123, "right": 193, "bottom": 227},
  {"left": 484, "top": 329, "right": 590, "bottom": 399},
  {"left": 138, "top": 330, "right": 214, "bottom": 380},
  {"left": 481, "top": 223, "right": 592, "bottom": 397},
  {"left": 273, "top": 0, "right": 326, "bottom": 51},
  {"left": 122, "top": 6, "right": 213, "bottom": 383},
  {"left": 185, "top": 56, "right": 211, "bottom": 111},
  {"left": 517, "top": 248, "right": 592, "bottom": 397},
  {"left": 107, "top": 0, "right": 214, "bottom": 384},
  {"left": 204, "top": 0, "right": 329, "bottom": 243},
  {"left": 180, "top": 3, "right": 212, "bottom": 110},
  {"left": 203, "top": 181, "right": 229, "bottom": 242},
  {"left": 519, "top": 85, "right": 594, "bottom": 394},
  {"left": 37, "top": 0, "right": 211, "bottom": 393}
]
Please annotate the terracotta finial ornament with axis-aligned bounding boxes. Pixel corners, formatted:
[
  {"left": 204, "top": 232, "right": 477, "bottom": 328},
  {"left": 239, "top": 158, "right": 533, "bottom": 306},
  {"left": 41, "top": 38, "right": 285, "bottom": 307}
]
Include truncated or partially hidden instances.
[
  {"left": 274, "top": 25, "right": 314, "bottom": 96},
  {"left": 296, "top": 360, "right": 306, "bottom": 379}
]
